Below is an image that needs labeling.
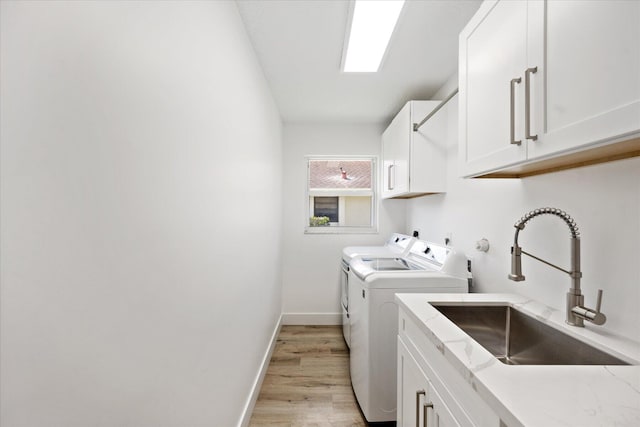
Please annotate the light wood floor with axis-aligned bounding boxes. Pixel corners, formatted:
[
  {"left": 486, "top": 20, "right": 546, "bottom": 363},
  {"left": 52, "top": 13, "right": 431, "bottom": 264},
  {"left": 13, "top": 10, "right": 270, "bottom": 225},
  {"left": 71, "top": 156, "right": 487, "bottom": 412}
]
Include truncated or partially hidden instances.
[{"left": 248, "top": 325, "right": 369, "bottom": 427}]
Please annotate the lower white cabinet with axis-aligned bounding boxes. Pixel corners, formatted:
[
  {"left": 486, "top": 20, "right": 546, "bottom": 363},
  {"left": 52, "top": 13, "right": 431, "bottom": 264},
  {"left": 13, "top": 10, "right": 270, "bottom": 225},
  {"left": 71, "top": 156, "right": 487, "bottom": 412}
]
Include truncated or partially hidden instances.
[
  {"left": 398, "top": 338, "right": 460, "bottom": 427},
  {"left": 398, "top": 308, "right": 501, "bottom": 426}
]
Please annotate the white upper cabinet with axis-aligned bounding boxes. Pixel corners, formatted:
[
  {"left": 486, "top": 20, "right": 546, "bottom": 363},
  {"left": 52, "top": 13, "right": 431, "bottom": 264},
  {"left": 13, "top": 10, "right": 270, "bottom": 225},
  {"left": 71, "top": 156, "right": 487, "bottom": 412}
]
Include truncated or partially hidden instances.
[
  {"left": 382, "top": 100, "right": 447, "bottom": 199},
  {"left": 459, "top": 0, "right": 529, "bottom": 175},
  {"left": 459, "top": 0, "right": 640, "bottom": 178}
]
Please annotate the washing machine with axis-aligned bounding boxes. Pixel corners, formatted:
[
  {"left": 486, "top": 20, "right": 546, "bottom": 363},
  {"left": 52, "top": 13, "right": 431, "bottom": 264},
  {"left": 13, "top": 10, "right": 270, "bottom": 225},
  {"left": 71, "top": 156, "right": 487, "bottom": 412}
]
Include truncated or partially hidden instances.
[
  {"left": 340, "top": 233, "right": 415, "bottom": 348},
  {"left": 348, "top": 240, "right": 469, "bottom": 423}
]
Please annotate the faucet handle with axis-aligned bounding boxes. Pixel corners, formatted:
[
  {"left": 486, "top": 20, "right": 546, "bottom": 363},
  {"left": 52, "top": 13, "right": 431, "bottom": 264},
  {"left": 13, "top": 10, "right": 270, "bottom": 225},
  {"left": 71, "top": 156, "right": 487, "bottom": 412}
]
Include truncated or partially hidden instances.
[
  {"left": 589, "top": 289, "right": 607, "bottom": 325},
  {"left": 595, "top": 289, "right": 603, "bottom": 313}
]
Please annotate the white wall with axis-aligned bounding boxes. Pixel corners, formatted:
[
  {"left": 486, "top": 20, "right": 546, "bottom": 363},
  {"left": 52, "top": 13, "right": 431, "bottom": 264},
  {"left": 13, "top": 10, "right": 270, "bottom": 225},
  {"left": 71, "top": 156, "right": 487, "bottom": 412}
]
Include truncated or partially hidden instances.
[
  {"left": 281, "top": 124, "right": 406, "bottom": 323},
  {"left": 0, "top": 2, "right": 283, "bottom": 426},
  {"left": 406, "top": 91, "right": 640, "bottom": 339}
]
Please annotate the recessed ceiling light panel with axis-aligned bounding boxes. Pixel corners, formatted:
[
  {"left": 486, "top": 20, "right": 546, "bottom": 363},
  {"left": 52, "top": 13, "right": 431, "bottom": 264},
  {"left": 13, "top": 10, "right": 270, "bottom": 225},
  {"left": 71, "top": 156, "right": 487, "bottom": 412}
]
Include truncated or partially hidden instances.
[{"left": 342, "top": 0, "right": 406, "bottom": 73}]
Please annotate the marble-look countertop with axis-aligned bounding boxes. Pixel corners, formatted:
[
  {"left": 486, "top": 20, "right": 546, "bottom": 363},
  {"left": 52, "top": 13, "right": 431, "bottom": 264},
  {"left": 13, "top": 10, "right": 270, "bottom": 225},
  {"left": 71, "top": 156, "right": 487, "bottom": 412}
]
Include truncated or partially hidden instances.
[{"left": 396, "top": 293, "right": 640, "bottom": 427}]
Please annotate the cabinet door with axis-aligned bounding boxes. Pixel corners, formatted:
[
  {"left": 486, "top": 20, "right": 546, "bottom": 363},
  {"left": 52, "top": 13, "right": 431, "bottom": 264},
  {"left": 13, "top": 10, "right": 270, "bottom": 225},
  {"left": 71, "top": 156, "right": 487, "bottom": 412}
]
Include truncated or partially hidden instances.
[
  {"left": 527, "top": 0, "right": 640, "bottom": 159},
  {"left": 398, "top": 338, "right": 429, "bottom": 427},
  {"left": 459, "top": 0, "right": 528, "bottom": 177},
  {"left": 382, "top": 103, "right": 411, "bottom": 198},
  {"left": 398, "top": 339, "right": 461, "bottom": 427},
  {"left": 381, "top": 123, "right": 399, "bottom": 199}
]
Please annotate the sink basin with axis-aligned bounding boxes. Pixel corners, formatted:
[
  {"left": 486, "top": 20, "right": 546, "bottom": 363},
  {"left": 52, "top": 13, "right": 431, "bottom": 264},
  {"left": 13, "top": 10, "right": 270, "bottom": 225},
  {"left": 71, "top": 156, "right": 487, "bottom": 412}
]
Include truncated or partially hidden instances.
[{"left": 432, "top": 304, "right": 630, "bottom": 366}]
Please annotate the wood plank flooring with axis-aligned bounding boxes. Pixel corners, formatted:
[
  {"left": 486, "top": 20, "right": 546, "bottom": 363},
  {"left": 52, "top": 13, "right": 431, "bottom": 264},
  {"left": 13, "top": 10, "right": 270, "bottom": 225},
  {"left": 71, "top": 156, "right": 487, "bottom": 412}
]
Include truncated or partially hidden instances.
[{"left": 248, "top": 325, "right": 369, "bottom": 427}]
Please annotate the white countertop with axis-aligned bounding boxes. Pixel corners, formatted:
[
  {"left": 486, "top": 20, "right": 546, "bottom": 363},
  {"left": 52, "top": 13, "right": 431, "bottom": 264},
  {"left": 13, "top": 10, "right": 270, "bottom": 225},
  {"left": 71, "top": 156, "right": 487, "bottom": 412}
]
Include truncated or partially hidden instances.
[{"left": 396, "top": 293, "right": 640, "bottom": 427}]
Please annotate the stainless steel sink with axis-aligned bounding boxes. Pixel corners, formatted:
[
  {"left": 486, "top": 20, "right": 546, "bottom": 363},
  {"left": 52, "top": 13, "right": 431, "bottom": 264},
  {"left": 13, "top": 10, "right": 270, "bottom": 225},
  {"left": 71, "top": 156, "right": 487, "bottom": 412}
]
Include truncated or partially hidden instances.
[{"left": 432, "top": 304, "right": 630, "bottom": 366}]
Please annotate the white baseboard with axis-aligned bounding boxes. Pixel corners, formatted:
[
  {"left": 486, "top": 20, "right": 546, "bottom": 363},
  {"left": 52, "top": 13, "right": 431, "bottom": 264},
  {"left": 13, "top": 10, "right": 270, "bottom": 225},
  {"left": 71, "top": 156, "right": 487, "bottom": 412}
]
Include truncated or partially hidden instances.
[
  {"left": 281, "top": 312, "right": 342, "bottom": 325},
  {"left": 237, "top": 314, "right": 282, "bottom": 427}
]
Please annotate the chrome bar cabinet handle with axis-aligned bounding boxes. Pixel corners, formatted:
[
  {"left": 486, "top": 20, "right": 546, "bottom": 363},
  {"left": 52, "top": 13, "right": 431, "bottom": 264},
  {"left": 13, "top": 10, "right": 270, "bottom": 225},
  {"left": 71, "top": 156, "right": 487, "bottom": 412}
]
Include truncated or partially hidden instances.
[
  {"left": 415, "top": 390, "right": 425, "bottom": 427},
  {"left": 423, "top": 401, "right": 434, "bottom": 427},
  {"left": 510, "top": 77, "right": 522, "bottom": 145},
  {"left": 388, "top": 164, "right": 394, "bottom": 190},
  {"left": 525, "top": 66, "right": 538, "bottom": 141}
]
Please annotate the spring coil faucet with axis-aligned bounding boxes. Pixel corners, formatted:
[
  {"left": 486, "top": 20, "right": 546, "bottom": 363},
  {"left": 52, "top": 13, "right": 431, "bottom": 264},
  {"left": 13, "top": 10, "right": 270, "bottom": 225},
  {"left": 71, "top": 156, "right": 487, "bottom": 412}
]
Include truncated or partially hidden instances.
[{"left": 509, "top": 207, "right": 606, "bottom": 327}]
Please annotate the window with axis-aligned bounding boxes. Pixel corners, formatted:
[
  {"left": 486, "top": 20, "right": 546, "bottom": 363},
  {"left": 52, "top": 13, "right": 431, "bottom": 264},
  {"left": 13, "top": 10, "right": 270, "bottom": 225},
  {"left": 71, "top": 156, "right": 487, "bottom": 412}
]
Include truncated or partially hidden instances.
[{"left": 306, "top": 156, "right": 377, "bottom": 233}]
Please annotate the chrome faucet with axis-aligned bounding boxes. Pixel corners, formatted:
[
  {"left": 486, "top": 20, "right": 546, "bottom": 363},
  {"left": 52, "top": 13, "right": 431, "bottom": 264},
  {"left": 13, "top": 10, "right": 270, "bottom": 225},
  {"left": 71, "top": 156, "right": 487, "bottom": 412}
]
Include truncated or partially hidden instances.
[{"left": 509, "top": 208, "right": 606, "bottom": 327}]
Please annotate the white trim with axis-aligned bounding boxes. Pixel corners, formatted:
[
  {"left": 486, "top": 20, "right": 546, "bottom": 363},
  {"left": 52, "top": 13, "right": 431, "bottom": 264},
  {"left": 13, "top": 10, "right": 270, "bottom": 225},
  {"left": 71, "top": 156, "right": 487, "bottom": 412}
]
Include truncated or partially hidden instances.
[
  {"left": 281, "top": 312, "right": 343, "bottom": 325},
  {"left": 237, "top": 314, "right": 283, "bottom": 427},
  {"left": 309, "top": 189, "right": 373, "bottom": 197},
  {"left": 305, "top": 225, "right": 378, "bottom": 234}
]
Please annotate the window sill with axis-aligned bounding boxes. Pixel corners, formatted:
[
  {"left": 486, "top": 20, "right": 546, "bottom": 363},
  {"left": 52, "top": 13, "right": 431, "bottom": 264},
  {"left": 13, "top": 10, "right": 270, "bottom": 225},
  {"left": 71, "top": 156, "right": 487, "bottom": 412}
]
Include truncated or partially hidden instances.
[{"left": 304, "top": 225, "right": 378, "bottom": 235}]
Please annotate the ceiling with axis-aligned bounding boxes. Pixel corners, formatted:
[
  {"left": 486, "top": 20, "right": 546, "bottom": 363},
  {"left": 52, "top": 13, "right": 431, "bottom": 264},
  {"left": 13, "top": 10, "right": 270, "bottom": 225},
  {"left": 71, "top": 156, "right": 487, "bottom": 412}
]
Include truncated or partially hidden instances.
[{"left": 235, "top": 0, "right": 482, "bottom": 125}]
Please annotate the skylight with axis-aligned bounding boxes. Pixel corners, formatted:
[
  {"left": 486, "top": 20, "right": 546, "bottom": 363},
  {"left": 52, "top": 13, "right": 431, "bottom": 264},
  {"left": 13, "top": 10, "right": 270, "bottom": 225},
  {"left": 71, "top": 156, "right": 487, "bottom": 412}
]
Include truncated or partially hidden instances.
[{"left": 342, "top": 0, "right": 406, "bottom": 73}]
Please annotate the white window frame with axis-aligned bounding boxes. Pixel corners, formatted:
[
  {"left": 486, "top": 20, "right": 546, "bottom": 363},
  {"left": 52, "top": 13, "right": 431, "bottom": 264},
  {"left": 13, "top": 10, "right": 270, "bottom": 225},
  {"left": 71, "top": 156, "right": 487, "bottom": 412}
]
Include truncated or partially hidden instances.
[{"left": 305, "top": 155, "right": 378, "bottom": 234}]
